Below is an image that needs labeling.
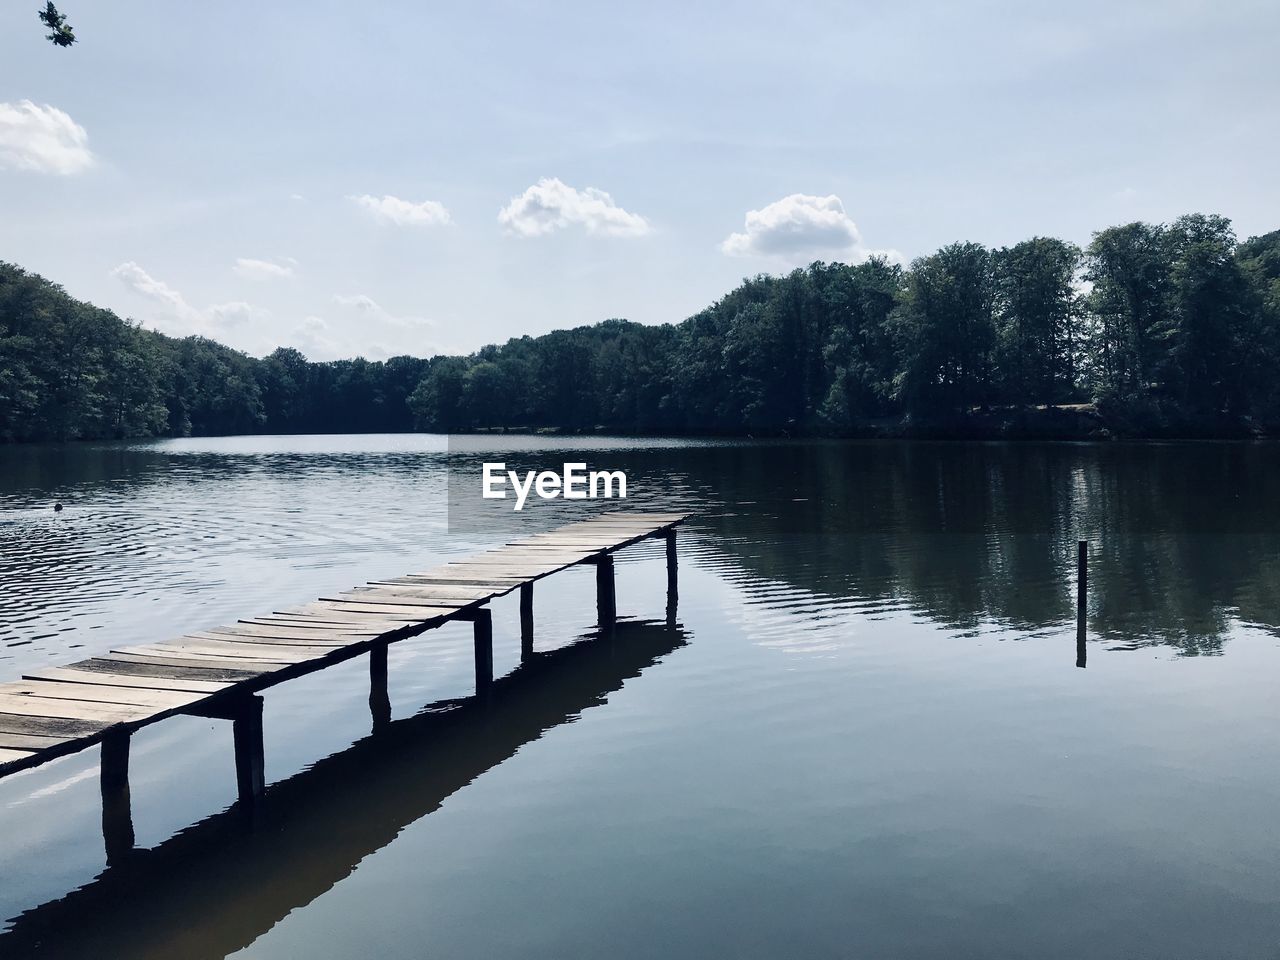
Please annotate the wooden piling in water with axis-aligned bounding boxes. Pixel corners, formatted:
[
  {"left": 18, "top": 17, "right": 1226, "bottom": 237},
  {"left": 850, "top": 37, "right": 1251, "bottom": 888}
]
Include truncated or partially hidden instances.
[
  {"left": 1076, "top": 540, "right": 1087, "bottom": 669},
  {"left": 473, "top": 608, "right": 493, "bottom": 692},
  {"left": 232, "top": 696, "right": 266, "bottom": 804},
  {"left": 99, "top": 729, "right": 133, "bottom": 864},
  {"left": 519, "top": 582, "right": 534, "bottom": 662},
  {"left": 369, "top": 642, "right": 391, "bottom": 730},
  {"left": 665, "top": 529, "right": 678, "bottom": 625},
  {"left": 596, "top": 554, "right": 616, "bottom": 630},
  {"left": 666, "top": 529, "right": 678, "bottom": 597}
]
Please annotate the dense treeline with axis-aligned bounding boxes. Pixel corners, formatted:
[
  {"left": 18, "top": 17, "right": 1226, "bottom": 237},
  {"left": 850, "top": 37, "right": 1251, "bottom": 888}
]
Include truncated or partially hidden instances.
[
  {"left": 0, "top": 263, "right": 426, "bottom": 441},
  {"left": 3, "top": 213, "right": 1279, "bottom": 443}
]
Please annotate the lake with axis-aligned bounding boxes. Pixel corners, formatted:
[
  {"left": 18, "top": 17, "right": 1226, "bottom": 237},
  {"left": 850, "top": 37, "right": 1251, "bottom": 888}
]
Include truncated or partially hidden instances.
[{"left": 2, "top": 435, "right": 1280, "bottom": 959}]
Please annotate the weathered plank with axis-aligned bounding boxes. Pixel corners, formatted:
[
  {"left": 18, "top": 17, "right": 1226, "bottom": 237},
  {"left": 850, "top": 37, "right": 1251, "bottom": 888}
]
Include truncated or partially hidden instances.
[
  {"left": 125, "top": 639, "right": 331, "bottom": 664},
  {"left": 360, "top": 582, "right": 495, "bottom": 599},
  {"left": 195, "top": 628, "right": 357, "bottom": 647},
  {"left": 307, "top": 601, "right": 458, "bottom": 617},
  {"left": 72, "top": 656, "right": 265, "bottom": 682},
  {"left": 0, "top": 748, "right": 35, "bottom": 767},
  {"left": 319, "top": 593, "right": 464, "bottom": 611},
  {"left": 0, "top": 693, "right": 148, "bottom": 724},
  {"left": 0, "top": 712, "right": 106, "bottom": 739},
  {"left": 0, "top": 731, "right": 70, "bottom": 751},
  {"left": 5, "top": 681, "right": 204, "bottom": 710},
  {"left": 24, "top": 666, "right": 232, "bottom": 694},
  {"left": 104, "top": 650, "right": 292, "bottom": 671}
]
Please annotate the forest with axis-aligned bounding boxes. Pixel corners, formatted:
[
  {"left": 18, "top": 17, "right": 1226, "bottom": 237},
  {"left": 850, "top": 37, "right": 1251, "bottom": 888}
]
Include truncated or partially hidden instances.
[{"left": 3, "top": 213, "right": 1279, "bottom": 443}]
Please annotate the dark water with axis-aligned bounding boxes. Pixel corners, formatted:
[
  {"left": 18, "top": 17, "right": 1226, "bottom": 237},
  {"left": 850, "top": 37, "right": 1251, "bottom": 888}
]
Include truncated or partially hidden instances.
[{"left": 2, "top": 436, "right": 1280, "bottom": 959}]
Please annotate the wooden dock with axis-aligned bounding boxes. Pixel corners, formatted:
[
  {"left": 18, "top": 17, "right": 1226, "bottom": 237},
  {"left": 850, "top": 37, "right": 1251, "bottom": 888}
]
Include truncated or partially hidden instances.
[{"left": 0, "top": 512, "right": 687, "bottom": 830}]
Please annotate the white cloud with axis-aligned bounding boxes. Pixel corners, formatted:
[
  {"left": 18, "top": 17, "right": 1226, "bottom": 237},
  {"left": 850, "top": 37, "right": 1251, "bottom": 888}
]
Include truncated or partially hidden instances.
[
  {"left": 291, "top": 316, "right": 343, "bottom": 360},
  {"left": 207, "top": 301, "right": 269, "bottom": 327},
  {"left": 233, "top": 257, "right": 295, "bottom": 280},
  {"left": 0, "top": 100, "right": 94, "bottom": 175},
  {"left": 111, "top": 261, "right": 204, "bottom": 333},
  {"left": 721, "top": 194, "right": 901, "bottom": 265},
  {"left": 348, "top": 193, "right": 452, "bottom": 226},
  {"left": 112, "top": 262, "right": 271, "bottom": 338},
  {"left": 498, "top": 177, "right": 650, "bottom": 238},
  {"left": 334, "top": 293, "right": 434, "bottom": 328}
]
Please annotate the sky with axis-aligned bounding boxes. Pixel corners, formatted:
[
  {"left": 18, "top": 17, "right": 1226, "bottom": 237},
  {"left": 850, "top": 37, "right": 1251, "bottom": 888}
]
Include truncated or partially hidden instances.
[{"left": 1, "top": 0, "right": 1277, "bottom": 361}]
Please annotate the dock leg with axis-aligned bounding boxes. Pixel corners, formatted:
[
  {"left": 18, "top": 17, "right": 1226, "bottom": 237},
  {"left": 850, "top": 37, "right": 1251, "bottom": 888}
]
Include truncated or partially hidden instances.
[
  {"left": 596, "top": 554, "right": 616, "bottom": 632},
  {"left": 520, "top": 582, "right": 534, "bottom": 663},
  {"left": 1076, "top": 540, "right": 1088, "bottom": 669},
  {"left": 232, "top": 695, "right": 266, "bottom": 804},
  {"left": 370, "top": 642, "right": 391, "bottom": 731},
  {"left": 473, "top": 608, "right": 493, "bottom": 694},
  {"left": 665, "top": 529, "right": 678, "bottom": 625},
  {"left": 100, "top": 729, "right": 134, "bottom": 865}
]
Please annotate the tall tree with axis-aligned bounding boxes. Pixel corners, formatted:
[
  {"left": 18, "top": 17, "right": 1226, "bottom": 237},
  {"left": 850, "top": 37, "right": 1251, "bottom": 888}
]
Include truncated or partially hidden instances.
[
  {"left": 992, "top": 238, "right": 1083, "bottom": 406},
  {"left": 894, "top": 243, "right": 996, "bottom": 415},
  {"left": 1083, "top": 222, "right": 1173, "bottom": 403}
]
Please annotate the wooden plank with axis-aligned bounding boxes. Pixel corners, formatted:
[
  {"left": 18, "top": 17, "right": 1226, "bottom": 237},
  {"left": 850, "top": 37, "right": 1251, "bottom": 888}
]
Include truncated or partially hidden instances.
[
  {"left": 78, "top": 655, "right": 267, "bottom": 680},
  {"left": 24, "top": 666, "right": 232, "bottom": 694},
  {"left": 0, "top": 693, "right": 149, "bottom": 724},
  {"left": 0, "top": 748, "right": 35, "bottom": 767},
  {"left": 195, "top": 627, "right": 357, "bottom": 647},
  {"left": 239, "top": 616, "right": 388, "bottom": 632},
  {"left": 395, "top": 574, "right": 524, "bottom": 585},
  {"left": 0, "top": 712, "right": 106, "bottom": 739},
  {"left": 302, "top": 601, "right": 457, "bottom": 618},
  {"left": 107, "top": 648, "right": 296, "bottom": 669},
  {"left": 0, "top": 731, "right": 70, "bottom": 751},
  {"left": 442, "top": 560, "right": 575, "bottom": 572},
  {"left": 361, "top": 582, "right": 496, "bottom": 599},
  {"left": 263, "top": 608, "right": 422, "bottom": 626},
  {"left": 5, "top": 681, "right": 205, "bottom": 711},
  {"left": 126, "top": 639, "right": 329, "bottom": 664},
  {"left": 311, "top": 600, "right": 460, "bottom": 617},
  {"left": 320, "top": 593, "right": 464, "bottom": 610},
  {"left": 181, "top": 636, "right": 351, "bottom": 659}
]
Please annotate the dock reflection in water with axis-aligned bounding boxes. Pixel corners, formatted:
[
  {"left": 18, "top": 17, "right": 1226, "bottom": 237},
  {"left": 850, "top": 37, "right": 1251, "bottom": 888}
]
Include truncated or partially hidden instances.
[{"left": 0, "top": 620, "right": 686, "bottom": 960}]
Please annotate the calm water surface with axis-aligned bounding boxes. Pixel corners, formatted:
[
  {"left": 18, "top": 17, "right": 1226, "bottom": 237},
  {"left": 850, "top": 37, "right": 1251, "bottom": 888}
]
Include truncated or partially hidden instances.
[{"left": 2, "top": 436, "right": 1280, "bottom": 959}]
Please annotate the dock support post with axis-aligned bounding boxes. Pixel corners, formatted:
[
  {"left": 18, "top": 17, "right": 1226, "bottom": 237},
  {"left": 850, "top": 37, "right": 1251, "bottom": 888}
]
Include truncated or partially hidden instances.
[
  {"left": 1076, "top": 540, "right": 1088, "bottom": 669},
  {"left": 232, "top": 695, "right": 266, "bottom": 804},
  {"left": 369, "top": 642, "right": 391, "bottom": 730},
  {"left": 665, "top": 529, "right": 678, "bottom": 625},
  {"left": 520, "top": 582, "right": 534, "bottom": 663},
  {"left": 473, "top": 608, "right": 493, "bottom": 693},
  {"left": 596, "top": 554, "right": 616, "bottom": 631},
  {"left": 100, "top": 729, "right": 134, "bottom": 865}
]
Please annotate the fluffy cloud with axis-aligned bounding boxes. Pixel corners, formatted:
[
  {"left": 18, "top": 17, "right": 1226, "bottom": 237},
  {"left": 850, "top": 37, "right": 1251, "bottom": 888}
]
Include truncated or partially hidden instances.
[
  {"left": 112, "top": 262, "right": 270, "bottom": 337},
  {"left": 207, "top": 301, "right": 270, "bottom": 327},
  {"left": 290, "top": 316, "right": 343, "bottom": 360},
  {"left": 233, "top": 257, "right": 295, "bottom": 280},
  {"left": 111, "top": 261, "right": 204, "bottom": 333},
  {"left": 498, "top": 177, "right": 650, "bottom": 238},
  {"left": 334, "top": 293, "right": 434, "bottom": 329},
  {"left": 348, "top": 193, "right": 452, "bottom": 226},
  {"left": 0, "top": 100, "right": 94, "bottom": 175},
  {"left": 721, "top": 194, "right": 900, "bottom": 264}
]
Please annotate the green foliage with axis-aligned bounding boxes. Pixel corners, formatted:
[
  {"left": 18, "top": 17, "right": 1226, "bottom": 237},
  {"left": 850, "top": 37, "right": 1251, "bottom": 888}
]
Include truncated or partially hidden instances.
[
  {"left": 992, "top": 237, "right": 1082, "bottom": 406},
  {"left": 4, "top": 211, "right": 1280, "bottom": 443},
  {"left": 894, "top": 243, "right": 996, "bottom": 414},
  {"left": 38, "top": 2, "right": 76, "bottom": 46}
]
